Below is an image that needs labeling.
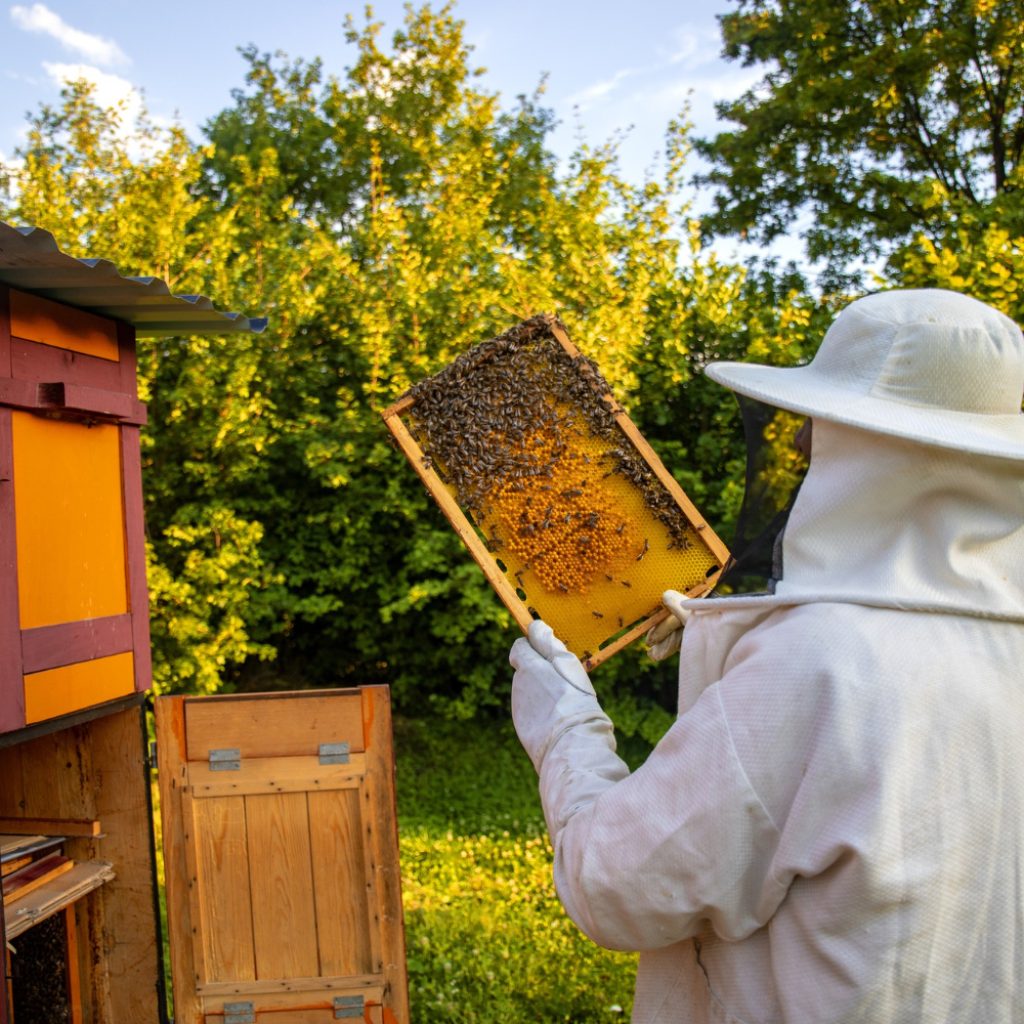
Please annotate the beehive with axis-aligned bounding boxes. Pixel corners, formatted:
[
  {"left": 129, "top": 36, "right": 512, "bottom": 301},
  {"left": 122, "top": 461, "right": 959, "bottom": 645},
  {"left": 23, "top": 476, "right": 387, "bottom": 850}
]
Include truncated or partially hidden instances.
[{"left": 383, "top": 315, "right": 729, "bottom": 668}]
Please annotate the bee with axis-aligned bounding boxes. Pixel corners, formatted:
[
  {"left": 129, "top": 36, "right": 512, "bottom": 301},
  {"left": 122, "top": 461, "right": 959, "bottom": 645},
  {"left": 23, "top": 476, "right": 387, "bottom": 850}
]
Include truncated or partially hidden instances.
[
  {"left": 592, "top": 611, "right": 604, "bottom": 619},
  {"left": 616, "top": 523, "right": 626, "bottom": 535},
  {"left": 621, "top": 580, "right": 632, "bottom": 588},
  {"left": 636, "top": 539, "right": 649, "bottom": 561}
]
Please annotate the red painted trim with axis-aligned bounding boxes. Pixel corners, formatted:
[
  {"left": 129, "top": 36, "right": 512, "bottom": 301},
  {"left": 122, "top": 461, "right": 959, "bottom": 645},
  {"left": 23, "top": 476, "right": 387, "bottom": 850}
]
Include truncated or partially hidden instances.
[
  {"left": 121, "top": 425, "right": 152, "bottom": 692},
  {"left": 37, "top": 382, "right": 147, "bottom": 424},
  {"left": 0, "top": 408, "right": 24, "bottom": 734},
  {"left": 117, "top": 320, "right": 138, "bottom": 398},
  {"left": 0, "top": 286, "right": 11, "bottom": 380},
  {"left": 21, "top": 613, "right": 134, "bottom": 674},
  {"left": 10, "top": 337, "right": 125, "bottom": 393}
]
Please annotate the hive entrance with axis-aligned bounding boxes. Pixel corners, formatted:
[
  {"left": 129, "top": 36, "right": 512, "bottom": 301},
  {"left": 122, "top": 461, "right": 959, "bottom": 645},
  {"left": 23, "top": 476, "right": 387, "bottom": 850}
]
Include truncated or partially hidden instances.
[{"left": 384, "top": 315, "right": 728, "bottom": 667}]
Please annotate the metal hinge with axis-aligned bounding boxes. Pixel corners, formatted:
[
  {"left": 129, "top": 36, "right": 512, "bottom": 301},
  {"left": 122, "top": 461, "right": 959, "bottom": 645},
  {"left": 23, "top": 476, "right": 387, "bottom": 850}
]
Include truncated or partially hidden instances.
[
  {"left": 223, "top": 1002, "right": 255, "bottom": 1024},
  {"left": 319, "top": 742, "right": 350, "bottom": 765},
  {"left": 334, "top": 994, "right": 364, "bottom": 1018},
  {"left": 208, "top": 748, "right": 241, "bottom": 772}
]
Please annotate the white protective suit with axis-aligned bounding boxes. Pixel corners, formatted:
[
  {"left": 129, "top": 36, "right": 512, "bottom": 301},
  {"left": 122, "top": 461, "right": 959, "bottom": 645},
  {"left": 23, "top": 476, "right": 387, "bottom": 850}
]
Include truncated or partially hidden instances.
[{"left": 510, "top": 289, "right": 1024, "bottom": 1023}]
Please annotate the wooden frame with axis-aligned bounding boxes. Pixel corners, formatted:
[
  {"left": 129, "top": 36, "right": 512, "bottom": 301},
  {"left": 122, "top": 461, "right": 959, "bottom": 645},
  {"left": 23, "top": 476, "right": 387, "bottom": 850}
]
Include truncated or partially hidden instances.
[
  {"left": 0, "top": 698, "right": 162, "bottom": 1024},
  {"left": 157, "top": 687, "right": 409, "bottom": 1024},
  {"left": 382, "top": 319, "right": 730, "bottom": 670},
  {"left": 0, "top": 285, "right": 152, "bottom": 736}
]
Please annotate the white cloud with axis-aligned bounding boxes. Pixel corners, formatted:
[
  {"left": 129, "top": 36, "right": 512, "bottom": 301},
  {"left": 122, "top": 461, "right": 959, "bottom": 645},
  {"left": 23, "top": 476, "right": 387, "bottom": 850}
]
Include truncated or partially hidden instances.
[
  {"left": 11, "top": 4, "right": 128, "bottom": 66},
  {"left": 43, "top": 62, "right": 137, "bottom": 113},
  {"left": 566, "top": 68, "right": 638, "bottom": 111}
]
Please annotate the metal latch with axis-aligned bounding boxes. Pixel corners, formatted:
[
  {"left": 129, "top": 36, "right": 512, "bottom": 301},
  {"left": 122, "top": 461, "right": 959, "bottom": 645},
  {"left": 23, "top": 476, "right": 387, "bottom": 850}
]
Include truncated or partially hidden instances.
[
  {"left": 209, "top": 748, "right": 241, "bottom": 771},
  {"left": 223, "top": 1002, "right": 255, "bottom": 1024},
  {"left": 334, "top": 994, "right": 364, "bottom": 1018},
  {"left": 319, "top": 742, "right": 350, "bottom": 765}
]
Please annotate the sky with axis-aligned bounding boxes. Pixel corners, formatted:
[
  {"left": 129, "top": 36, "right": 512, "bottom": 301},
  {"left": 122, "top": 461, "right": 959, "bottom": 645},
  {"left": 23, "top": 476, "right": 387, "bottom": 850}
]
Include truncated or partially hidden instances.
[{"left": 0, "top": 0, "right": 790, "bottom": 262}]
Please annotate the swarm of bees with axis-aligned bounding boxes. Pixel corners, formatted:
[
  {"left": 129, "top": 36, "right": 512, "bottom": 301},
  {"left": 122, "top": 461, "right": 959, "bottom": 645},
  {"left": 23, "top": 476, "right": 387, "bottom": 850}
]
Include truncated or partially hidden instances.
[
  {"left": 407, "top": 314, "right": 695, "bottom": 594},
  {"left": 388, "top": 314, "right": 727, "bottom": 664}
]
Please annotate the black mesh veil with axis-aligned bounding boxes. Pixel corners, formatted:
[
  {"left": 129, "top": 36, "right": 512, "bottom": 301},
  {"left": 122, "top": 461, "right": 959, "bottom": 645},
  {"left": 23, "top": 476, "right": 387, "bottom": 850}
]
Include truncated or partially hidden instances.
[{"left": 713, "top": 396, "right": 811, "bottom": 595}]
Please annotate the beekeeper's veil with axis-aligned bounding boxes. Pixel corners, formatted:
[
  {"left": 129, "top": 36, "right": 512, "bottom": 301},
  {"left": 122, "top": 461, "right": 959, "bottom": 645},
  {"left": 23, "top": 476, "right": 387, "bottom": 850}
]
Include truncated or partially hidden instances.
[{"left": 705, "top": 289, "right": 1024, "bottom": 619}]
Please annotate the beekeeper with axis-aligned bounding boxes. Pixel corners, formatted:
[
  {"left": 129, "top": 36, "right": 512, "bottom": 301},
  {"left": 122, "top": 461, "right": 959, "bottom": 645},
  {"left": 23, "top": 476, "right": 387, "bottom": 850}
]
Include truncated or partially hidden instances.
[{"left": 510, "top": 288, "right": 1024, "bottom": 1023}]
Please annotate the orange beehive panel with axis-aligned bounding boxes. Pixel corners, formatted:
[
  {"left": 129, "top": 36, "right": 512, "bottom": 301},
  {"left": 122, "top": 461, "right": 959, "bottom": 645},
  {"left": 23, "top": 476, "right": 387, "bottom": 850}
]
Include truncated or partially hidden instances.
[
  {"left": 384, "top": 315, "right": 729, "bottom": 668},
  {"left": 11, "top": 413, "right": 128, "bottom": 630},
  {"left": 9, "top": 289, "right": 120, "bottom": 362}
]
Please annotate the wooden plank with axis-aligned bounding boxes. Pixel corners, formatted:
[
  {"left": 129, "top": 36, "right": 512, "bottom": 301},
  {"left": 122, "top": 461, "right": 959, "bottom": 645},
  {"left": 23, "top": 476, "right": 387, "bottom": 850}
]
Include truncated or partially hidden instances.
[
  {"left": 21, "top": 614, "right": 133, "bottom": 674},
  {"left": 245, "top": 792, "right": 319, "bottom": 980},
  {"left": 201, "top": 985, "right": 384, "bottom": 1016},
  {"left": 3, "top": 860, "right": 114, "bottom": 940},
  {"left": 0, "top": 817, "right": 101, "bottom": 837},
  {"left": 155, "top": 695, "right": 202, "bottom": 1024},
  {"left": 9, "top": 338, "right": 123, "bottom": 392},
  {"left": 361, "top": 687, "right": 408, "bottom": 1023},
  {"left": 189, "top": 793, "right": 256, "bottom": 985},
  {"left": 86, "top": 705, "right": 161, "bottom": 1024},
  {"left": 184, "top": 691, "right": 366, "bottom": 761},
  {"left": 64, "top": 904, "right": 84, "bottom": 1024},
  {"left": 197, "top": 973, "right": 382, "bottom": 997},
  {"left": 9, "top": 290, "right": 119, "bottom": 362},
  {"left": 308, "top": 788, "right": 372, "bottom": 977},
  {"left": 23, "top": 651, "right": 135, "bottom": 726},
  {"left": 188, "top": 754, "right": 365, "bottom": 798},
  {"left": 119, "top": 425, "right": 152, "bottom": 693},
  {"left": 12, "top": 413, "right": 129, "bottom": 630},
  {"left": 34, "top": 382, "right": 146, "bottom": 424},
  {"left": 0, "top": 405, "right": 23, "bottom": 735},
  {"left": 3, "top": 853, "right": 74, "bottom": 904}
]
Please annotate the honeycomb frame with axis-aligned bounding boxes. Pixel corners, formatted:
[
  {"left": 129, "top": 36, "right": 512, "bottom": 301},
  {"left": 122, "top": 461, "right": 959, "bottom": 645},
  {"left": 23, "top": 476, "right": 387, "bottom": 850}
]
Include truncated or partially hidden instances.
[{"left": 382, "top": 316, "right": 730, "bottom": 670}]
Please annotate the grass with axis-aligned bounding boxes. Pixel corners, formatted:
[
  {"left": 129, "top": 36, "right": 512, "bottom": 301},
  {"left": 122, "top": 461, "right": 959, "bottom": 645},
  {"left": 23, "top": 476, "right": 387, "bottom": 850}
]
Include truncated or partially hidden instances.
[{"left": 393, "top": 715, "right": 639, "bottom": 1022}]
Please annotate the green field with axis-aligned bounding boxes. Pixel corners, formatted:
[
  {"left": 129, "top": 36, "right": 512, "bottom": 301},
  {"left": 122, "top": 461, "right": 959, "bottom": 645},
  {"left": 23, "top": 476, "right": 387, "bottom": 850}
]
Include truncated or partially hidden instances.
[{"left": 394, "top": 716, "right": 640, "bottom": 1022}]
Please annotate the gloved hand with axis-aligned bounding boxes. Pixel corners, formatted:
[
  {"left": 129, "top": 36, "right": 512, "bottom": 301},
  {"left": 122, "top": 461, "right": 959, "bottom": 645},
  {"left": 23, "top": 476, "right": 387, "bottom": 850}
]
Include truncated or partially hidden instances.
[
  {"left": 510, "top": 619, "right": 603, "bottom": 772},
  {"left": 645, "top": 589, "right": 692, "bottom": 661}
]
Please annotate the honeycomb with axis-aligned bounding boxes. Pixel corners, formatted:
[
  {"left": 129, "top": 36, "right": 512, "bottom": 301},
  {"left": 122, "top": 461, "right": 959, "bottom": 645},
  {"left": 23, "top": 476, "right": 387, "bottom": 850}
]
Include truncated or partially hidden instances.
[{"left": 395, "top": 315, "right": 726, "bottom": 663}]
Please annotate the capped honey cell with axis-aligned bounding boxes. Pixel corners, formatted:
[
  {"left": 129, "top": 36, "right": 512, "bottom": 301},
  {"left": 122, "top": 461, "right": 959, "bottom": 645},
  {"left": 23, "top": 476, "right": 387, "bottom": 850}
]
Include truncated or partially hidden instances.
[{"left": 383, "top": 314, "right": 730, "bottom": 668}]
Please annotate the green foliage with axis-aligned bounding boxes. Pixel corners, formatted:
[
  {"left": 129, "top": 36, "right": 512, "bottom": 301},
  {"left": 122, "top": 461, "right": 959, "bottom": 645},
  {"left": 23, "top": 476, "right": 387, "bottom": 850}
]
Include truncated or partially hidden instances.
[
  {"left": 1, "top": 3, "right": 822, "bottom": 721},
  {"left": 395, "top": 716, "right": 639, "bottom": 1021},
  {"left": 697, "top": 0, "right": 1024, "bottom": 279}
]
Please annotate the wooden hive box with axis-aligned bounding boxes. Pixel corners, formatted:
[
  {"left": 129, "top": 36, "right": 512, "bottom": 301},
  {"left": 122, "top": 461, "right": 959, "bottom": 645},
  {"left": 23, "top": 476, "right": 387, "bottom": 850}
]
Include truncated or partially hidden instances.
[{"left": 0, "top": 224, "right": 408, "bottom": 1023}]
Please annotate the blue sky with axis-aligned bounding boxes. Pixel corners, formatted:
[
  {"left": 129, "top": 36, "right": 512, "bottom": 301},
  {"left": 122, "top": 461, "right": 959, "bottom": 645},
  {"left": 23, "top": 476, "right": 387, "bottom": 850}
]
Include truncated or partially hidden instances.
[{"left": 0, "top": 2, "right": 753, "bottom": 185}]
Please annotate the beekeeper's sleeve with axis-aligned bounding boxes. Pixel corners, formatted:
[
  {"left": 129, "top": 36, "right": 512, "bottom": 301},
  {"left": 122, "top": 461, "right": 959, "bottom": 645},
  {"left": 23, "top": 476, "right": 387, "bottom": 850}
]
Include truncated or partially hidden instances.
[{"left": 512, "top": 623, "right": 786, "bottom": 952}]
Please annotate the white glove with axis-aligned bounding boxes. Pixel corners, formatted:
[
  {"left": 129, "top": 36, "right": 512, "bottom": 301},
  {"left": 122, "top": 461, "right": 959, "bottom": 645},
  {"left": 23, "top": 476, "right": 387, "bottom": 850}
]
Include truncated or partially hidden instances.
[
  {"left": 510, "top": 619, "right": 602, "bottom": 772},
  {"left": 645, "top": 589, "right": 692, "bottom": 661}
]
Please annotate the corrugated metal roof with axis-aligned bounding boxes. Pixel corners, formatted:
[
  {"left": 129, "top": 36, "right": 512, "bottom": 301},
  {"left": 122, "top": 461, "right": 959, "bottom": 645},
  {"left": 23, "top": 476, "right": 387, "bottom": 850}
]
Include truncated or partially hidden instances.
[{"left": 0, "top": 221, "right": 267, "bottom": 337}]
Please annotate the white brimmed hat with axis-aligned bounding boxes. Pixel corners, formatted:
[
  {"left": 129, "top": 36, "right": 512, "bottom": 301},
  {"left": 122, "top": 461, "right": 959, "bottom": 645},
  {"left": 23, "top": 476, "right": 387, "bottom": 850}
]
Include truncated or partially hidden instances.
[{"left": 706, "top": 288, "right": 1024, "bottom": 460}]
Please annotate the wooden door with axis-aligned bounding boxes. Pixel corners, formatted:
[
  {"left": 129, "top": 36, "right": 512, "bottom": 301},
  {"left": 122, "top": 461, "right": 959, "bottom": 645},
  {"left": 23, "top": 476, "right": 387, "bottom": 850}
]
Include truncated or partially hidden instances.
[{"left": 155, "top": 688, "right": 407, "bottom": 1024}]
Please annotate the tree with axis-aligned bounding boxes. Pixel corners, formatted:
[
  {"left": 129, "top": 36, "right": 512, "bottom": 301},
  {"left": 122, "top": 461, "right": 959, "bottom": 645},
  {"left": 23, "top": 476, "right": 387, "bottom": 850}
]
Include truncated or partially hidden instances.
[
  {"left": 696, "top": 0, "right": 1024, "bottom": 280},
  {"left": 2, "top": 4, "right": 821, "bottom": 735}
]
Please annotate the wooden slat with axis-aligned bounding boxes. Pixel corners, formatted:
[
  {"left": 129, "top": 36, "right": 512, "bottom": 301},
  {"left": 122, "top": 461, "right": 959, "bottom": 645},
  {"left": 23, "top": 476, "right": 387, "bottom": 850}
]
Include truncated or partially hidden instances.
[
  {"left": 190, "top": 794, "right": 256, "bottom": 984},
  {"left": 184, "top": 692, "right": 366, "bottom": 760},
  {"left": 309, "top": 789, "right": 372, "bottom": 976},
  {"left": 362, "top": 687, "right": 408, "bottom": 1022},
  {"left": 188, "top": 754, "right": 365, "bottom": 798},
  {"left": 201, "top": 985, "right": 385, "bottom": 1020},
  {"left": 119, "top": 425, "right": 152, "bottom": 693},
  {"left": 85, "top": 705, "right": 161, "bottom": 1024},
  {"left": 21, "top": 614, "right": 133, "bottom": 674},
  {"left": 22, "top": 651, "right": 135, "bottom": 726},
  {"left": 246, "top": 792, "right": 319, "bottom": 980},
  {"left": 2, "top": 860, "right": 114, "bottom": 940},
  {"left": 0, "top": 407, "right": 23, "bottom": 735},
  {"left": 12, "top": 413, "right": 129, "bottom": 630},
  {"left": 0, "top": 816, "right": 101, "bottom": 837},
  {"left": 197, "top": 973, "right": 382, "bottom": 997},
  {"left": 2, "top": 852, "right": 73, "bottom": 904},
  {"left": 9, "top": 339, "right": 123, "bottom": 393},
  {"left": 9, "top": 290, "right": 119, "bottom": 362},
  {"left": 155, "top": 696, "right": 202, "bottom": 1024}
]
